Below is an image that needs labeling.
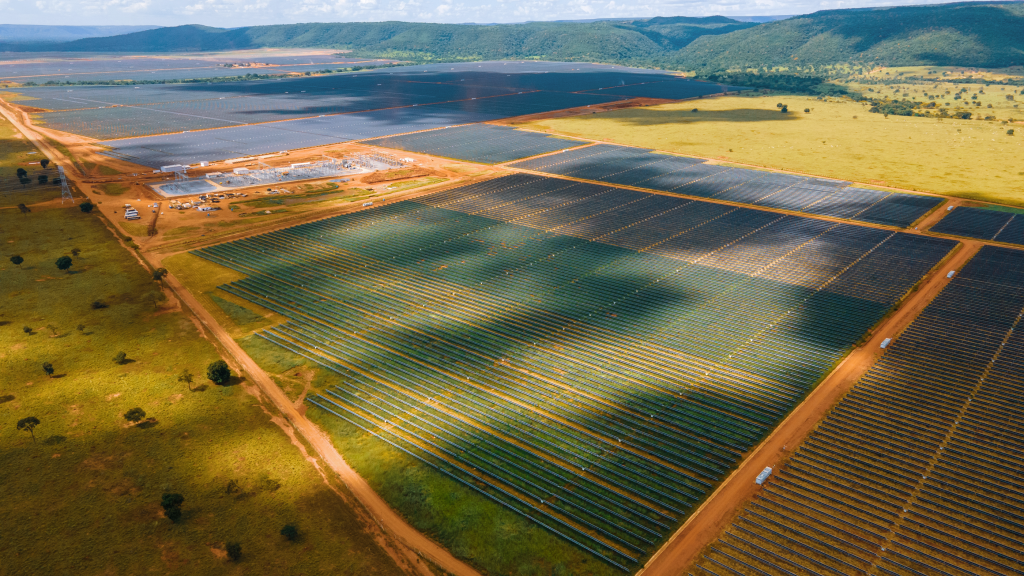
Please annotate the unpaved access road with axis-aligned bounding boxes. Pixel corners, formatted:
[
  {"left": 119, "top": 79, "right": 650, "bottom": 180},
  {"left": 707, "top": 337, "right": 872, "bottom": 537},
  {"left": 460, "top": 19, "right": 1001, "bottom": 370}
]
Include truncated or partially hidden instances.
[{"left": 636, "top": 240, "right": 981, "bottom": 576}]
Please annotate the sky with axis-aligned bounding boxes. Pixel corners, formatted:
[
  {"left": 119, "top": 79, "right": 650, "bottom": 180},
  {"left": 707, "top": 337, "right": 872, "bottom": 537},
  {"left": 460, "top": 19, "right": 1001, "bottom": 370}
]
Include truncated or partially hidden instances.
[{"left": 0, "top": 0, "right": 973, "bottom": 27}]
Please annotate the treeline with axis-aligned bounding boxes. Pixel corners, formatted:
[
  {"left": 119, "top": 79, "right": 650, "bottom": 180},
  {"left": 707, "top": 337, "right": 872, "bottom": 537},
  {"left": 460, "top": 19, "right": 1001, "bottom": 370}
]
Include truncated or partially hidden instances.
[
  {"left": 701, "top": 72, "right": 848, "bottom": 95},
  {"left": 866, "top": 97, "right": 974, "bottom": 118}
]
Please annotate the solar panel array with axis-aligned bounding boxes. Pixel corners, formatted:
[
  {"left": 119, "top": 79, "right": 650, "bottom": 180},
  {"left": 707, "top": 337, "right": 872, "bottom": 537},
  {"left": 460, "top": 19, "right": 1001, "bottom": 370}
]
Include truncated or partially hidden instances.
[
  {"left": 931, "top": 206, "right": 1024, "bottom": 246},
  {"left": 362, "top": 124, "right": 588, "bottom": 164},
  {"left": 190, "top": 175, "right": 954, "bottom": 568},
  {"left": 511, "top": 145, "right": 943, "bottom": 228},
  {"left": 690, "top": 244, "right": 1024, "bottom": 576}
]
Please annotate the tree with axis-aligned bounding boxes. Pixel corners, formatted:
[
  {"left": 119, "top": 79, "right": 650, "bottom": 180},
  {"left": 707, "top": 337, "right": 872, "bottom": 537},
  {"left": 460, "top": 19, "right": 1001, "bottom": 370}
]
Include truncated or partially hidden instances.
[
  {"left": 40, "top": 158, "right": 50, "bottom": 169},
  {"left": 280, "top": 524, "right": 299, "bottom": 542},
  {"left": 207, "top": 360, "right": 231, "bottom": 385},
  {"left": 42, "top": 362, "right": 54, "bottom": 378},
  {"left": 17, "top": 203, "right": 29, "bottom": 215},
  {"left": 113, "top": 351, "right": 127, "bottom": 365},
  {"left": 226, "top": 542, "right": 242, "bottom": 562},
  {"left": 23, "top": 326, "right": 32, "bottom": 335},
  {"left": 161, "top": 493, "right": 184, "bottom": 522},
  {"left": 804, "top": 108, "right": 810, "bottom": 113},
  {"left": 55, "top": 255, "right": 72, "bottom": 273},
  {"left": 19, "top": 177, "right": 30, "bottom": 188},
  {"left": 1010, "top": 129, "right": 1016, "bottom": 136},
  {"left": 17, "top": 416, "right": 40, "bottom": 442},
  {"left": 10, "top": 255, "right": 23, "bottom": 266},
  {"left": 781, "top": 105, "right": 789, "bottom": 113},
  {"left": 153, "top": 267, "right": 168, "bottom": 281},
  {"left": 71, "top": 248, "right": 81, "bottom": 257},
  {"left": 178, "top": 369, "right": 195, "bottom": 391},
  {"left": 79, "top": 201, "right": 94, "bottom": 213},
  {"left": 16, "top": 167, "right": 27, "bottom": 178},
  {"left": 124, "top": 407, "right": 146, "bottom": 423},
  {"left": 38, "top": 174, "right": 48, "bottom": 185}
]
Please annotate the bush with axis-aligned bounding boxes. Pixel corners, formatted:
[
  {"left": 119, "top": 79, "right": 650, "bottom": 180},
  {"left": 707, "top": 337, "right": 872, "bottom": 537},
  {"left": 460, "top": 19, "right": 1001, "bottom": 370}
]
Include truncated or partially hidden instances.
[
  {"left": 153, "top": 267, "right": 168, "bottom": 281},
  {"left": 23, "top": 326, "right": 31, "bottom": 334},
  {"left": 113, "top": 351, "right": 127, "bottom": 364},
  {"left": 55, "top": 255, "right": 72, "bottom": 273},
  {"left": 1009, "top": 129, "right": 1015, "bottom": 136},
  {"left": 10, "top": 255, "right": 23, "bottom": 266},
  {"left": 124, "top": 407, "right": 146, "bottom": 423},
  {"left": 207, "top": 360, "right": 231, "bottom": 385},
  {"left": 91, "top": 300, "right": 108, "bottom": 309},
  {"left": 161, "top": 493, "right": 184, "bottom": 522},
  {"left": 226, "top": 542, "right": 242, "bottom": 562},
  {"left": 804, "top": 108, "right": 810, "bottom": 113},
  {"left": 280, "top": 524, "right": 299, "bottom": 542},
  {"left": 79, "top": 201, "right": 94, "bottom": 213}
]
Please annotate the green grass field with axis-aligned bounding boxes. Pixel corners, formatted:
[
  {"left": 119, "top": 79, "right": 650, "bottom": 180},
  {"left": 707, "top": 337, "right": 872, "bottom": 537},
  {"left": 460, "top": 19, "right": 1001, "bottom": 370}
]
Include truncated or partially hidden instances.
[
  {"left": 0, "top": 207, "right": 403, "bottom": 575},
  {"left": 0, "top": 115, "right": 62, "bottom": 208},
  {"left": 523, "top": 94, "right": 1024, "bottom": 206}
]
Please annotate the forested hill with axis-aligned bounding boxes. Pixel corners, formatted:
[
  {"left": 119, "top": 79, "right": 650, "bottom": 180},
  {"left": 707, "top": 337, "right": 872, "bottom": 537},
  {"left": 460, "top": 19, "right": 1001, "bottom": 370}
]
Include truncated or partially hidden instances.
[
  {"left": 5, "top": 2, "right": 1023, "bottom": 70},
  {"left": 675, "top": 2, "right": 1024, "bottom": 70}
]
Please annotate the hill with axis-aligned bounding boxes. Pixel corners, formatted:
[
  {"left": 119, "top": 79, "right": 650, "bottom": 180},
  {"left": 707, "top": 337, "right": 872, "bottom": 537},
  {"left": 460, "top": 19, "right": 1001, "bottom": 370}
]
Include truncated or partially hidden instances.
[
  {"left": 673, "top": 1, "right": 1024, "bottom": 70},
  {"left": 0, "top": 24, "right": 160, "bottom": 43},
  {"left": 2, "top": 2, "right": 1022, "bottom": 70}
]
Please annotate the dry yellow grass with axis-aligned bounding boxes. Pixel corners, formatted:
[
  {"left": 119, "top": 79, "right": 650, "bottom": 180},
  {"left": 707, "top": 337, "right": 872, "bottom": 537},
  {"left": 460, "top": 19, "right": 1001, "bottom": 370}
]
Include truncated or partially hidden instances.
[{"left": 522, "top": 94, "right": 1024, "bottom": 206}]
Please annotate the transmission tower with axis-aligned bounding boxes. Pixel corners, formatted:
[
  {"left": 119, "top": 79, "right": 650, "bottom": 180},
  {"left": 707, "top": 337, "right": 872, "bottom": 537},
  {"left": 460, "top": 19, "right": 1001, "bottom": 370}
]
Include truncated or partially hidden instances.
[{"left": 58, "top": 166, "right": 73, "bottom": 204}]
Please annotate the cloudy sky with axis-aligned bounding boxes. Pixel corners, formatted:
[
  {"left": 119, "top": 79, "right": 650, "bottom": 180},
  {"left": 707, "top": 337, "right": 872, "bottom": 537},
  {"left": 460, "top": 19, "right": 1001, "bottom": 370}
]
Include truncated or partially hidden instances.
[{"left": 3, "top": 0, "right": 959, "bottom": 27}]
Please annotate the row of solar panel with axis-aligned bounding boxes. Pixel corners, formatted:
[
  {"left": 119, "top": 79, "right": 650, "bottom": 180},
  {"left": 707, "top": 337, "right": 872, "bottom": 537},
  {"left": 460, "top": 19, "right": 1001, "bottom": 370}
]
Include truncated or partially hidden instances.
[
  {"left": 508, "top": 145, "right": 943, "bottom": 228},
  {"left": 930, "top": 206, "right": 1024, "bottom": 247}
]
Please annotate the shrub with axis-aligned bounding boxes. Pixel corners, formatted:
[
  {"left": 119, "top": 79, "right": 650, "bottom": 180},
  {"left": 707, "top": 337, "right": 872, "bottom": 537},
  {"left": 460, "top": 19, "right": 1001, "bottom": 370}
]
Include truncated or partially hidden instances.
[
  {"left": 113, "top": 351, "right": 127, "bottom": 364},
  {"left": 23, "top": 326, "right": 32, "bottom": 334},
  {"left": 10, "top": 255, "right": 23, "bottom": 266},
  {"left": 71, "top": 248, "right": 81, "bottom": 256},
  {"left": 804, "top": 108, "right": 810, "bottom": 113},
  {"left": 160, "top": 493, "right": 184, "bottom": 522},
  {"left": 153, "top": 267, "right": 168, "bottom": 281},
  {"left": 79, "top": 202, "right": 94, "bottom": 213},
  {"left": 280, "top": 524, "right": 299, "bottom": 542},
  {"left": 55, "top": 255, "right": 72, "bottom": 273},
  {"left": 91, "top": 300, "right": 108, "bottom": 309},
  {"left": 124, "top": 407, "right": 146, "bottom": 423},
  {"left": 207, "top": 360, "right": 231, "bottom": 385},
  {"left": 226, "top": 542, "right": 242, "bottom": 562},
  {"left": 42, "top": 362, "right": 54, "bottom": 377},
  {"left": 1009, "top": 129, "right": 1015, "bottom": 136}
]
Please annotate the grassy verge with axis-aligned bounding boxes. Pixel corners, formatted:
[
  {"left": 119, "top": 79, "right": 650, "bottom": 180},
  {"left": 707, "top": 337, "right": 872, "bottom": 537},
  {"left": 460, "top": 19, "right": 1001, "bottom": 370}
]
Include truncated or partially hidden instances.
[
  {"left": 522, "top": 94, "right": 1024, "bottom": 206},
  {"left": 0, "top": 207, "right": 403, "bottom": 575}
]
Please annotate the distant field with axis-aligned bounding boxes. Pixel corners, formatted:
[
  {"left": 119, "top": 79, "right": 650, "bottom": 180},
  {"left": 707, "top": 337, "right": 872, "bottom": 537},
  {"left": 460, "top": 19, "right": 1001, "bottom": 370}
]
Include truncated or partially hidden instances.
[
  {"left": 522, "top": 94, "right": 1024, "bottom": 206},
  {"left": 0, "top": 206, "right": 402, "bottom": 575}
]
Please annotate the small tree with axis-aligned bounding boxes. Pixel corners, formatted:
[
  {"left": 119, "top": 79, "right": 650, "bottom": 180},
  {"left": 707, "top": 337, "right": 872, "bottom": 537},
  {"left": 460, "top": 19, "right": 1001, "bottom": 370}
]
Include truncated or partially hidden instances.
[
  {"left": 41, "top": 158, "right": 50, "bottom": 169},
  {"left": 781, "top": 105, "right": 789, "bottom": 113},
  {"left": 16, "top": 167, "right": 27, "bottom": 179},
  {"left": 1009, "top": 129, "right": 1016, "bottom": 136},
  {"left": 77, "top": 324, "right": 85, "bottom": 332},
  {"left": 79, "top": 202, "right": 94, "bottom": 213},
  {"left": 226, "top": 542, "right": 242, "bottom": 562},
  {"left": 19, "top": 177, "right": 30, "bottom": 188},
  {"left": 71, "top": 248, "right": 81, "bottom": 257},
  {"left": 10, "top": 255, "right": 23, "bottom": 266},
  {"left": 42, "top": 362, "right": 54, "bottom": 378},
  {"left": 207, "top": 360, "right": 231, "bottom": 385},
  {"left": 55, "top": 255, "right": 72, "bottom": 273},
  {"left": 280, "top": 524, "right": 299, "bottom": 542},
  {"left": 804, "top": 108, "right": 810, "bottom": 113},
  {"left": 178, "top": 369, "right": 195, "bottom": 391},
  {"left": 91, "top": 300, "right": 108, "bottom": 309},
  {"left": 113, "top": 351, "right": 127, "bottom": 365},
  {"left": 153, "top": 267, "right": 168, "bottom": 281},
  {"left": 38, "top": 174, "right": 48, "bottom": 185},
  {"left": 124, "top": 407, "right": 146, "bottom": 423},
  {"left": 17, "top": 416, "right": 40, "bottom": 442},
  {"left": 161, "top": 493, "right": 184, "bottom": 522},
  {"left": 23, "top": 326, "right": 32, "bottom": 335},
  {"left": 17, "top": 203, "right": 29, "bottom": 215}
]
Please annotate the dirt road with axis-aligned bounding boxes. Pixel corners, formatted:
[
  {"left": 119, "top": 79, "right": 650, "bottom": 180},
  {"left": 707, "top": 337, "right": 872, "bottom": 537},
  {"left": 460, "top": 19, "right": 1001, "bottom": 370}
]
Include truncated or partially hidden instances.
[
  {"left": 636, "top": 241, "right": 981, "bottom": 576},
  {"left": 160, "top": 271, "right": 481, "bottom": 576}
]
